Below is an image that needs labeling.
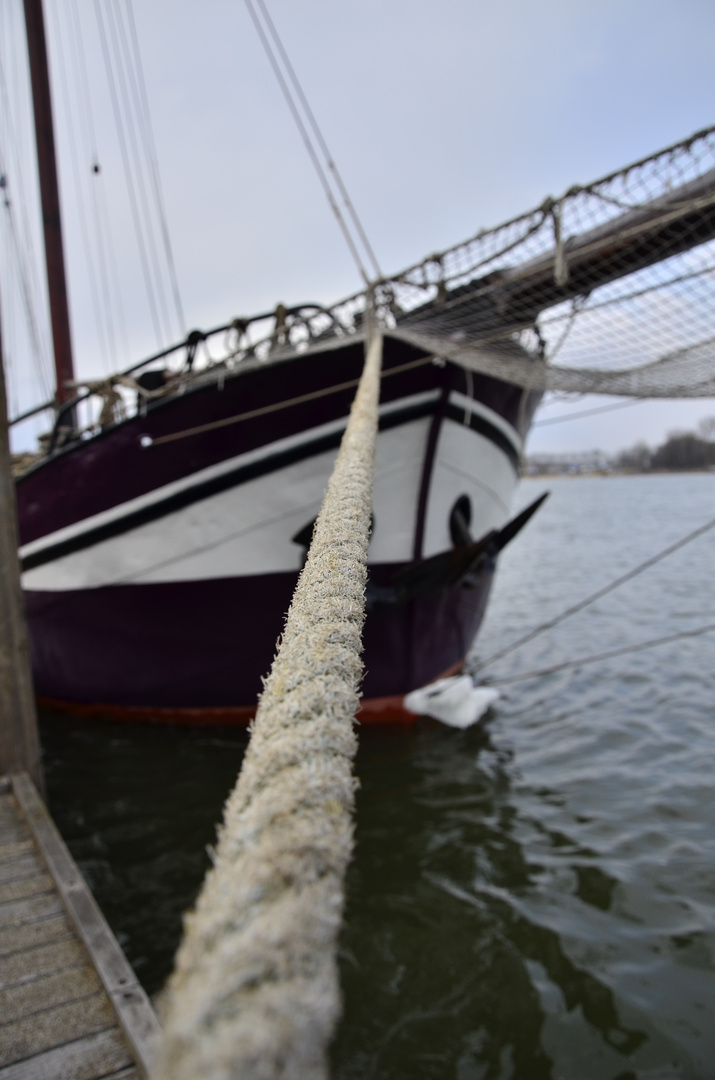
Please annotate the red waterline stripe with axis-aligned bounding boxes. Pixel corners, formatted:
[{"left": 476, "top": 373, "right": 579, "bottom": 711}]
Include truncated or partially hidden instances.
[{"left": 36, "top": 661, "right": 464, "bottom": 728}]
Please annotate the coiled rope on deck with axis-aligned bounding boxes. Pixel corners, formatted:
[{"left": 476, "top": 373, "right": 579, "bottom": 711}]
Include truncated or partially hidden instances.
[{"left": 153, "top": 332, "right": 383, "bottom": 1080}]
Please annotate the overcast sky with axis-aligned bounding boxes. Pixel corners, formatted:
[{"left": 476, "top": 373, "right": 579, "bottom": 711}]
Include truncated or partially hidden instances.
[{"left": 2, "top": 0, "right": 714, "bottom": 453}]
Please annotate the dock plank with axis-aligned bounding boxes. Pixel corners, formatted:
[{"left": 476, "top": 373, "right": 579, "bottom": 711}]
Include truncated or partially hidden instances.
[
  {"left": 0, "top": 870, "right": 54, "bottom": 905},
  {"left": 0, "top": 993, "right": 115, "bottom": 1067},
  {"left": 0, "top": 852, "right": 45, "bottom": 886},
  {"left": 0, "top": 774, "right": 161, "bottom": 1078},
  {"left": 0, "top": 915, "right": 71, "bottom": 959},
  {"left": 0, "top": 839, "right": 34, "bottom": 861},
  {"left": 0, "top": 891, "right": 64, "bottom": 925},
  {"left": 12, "top": 774, "right": 161, "bottom": 1075},
  {"left": 0, "top": 964, "right": 103, "bottom": 1023},
  {"left": 0, "top": 818, "right": 29, "bottom": 845},
  {"left": 0, "top": 1029, "right": 132, "bottom": 1080},
  {"left": 0, "top": 934, "right": 88, "bottom": 989},
  {"left": 0, "top": 799, "right": 27, "bottom": 829}
]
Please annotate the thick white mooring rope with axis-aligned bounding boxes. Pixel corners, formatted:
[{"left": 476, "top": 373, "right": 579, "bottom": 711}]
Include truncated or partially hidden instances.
[{"left": 153, "top": 332, "right": 383, "bottom": 1080}]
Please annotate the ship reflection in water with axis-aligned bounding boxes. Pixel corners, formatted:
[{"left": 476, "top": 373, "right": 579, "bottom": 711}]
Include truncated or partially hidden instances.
[{"left": 41, "top": 474, "right": 715, "bottom": 1080}]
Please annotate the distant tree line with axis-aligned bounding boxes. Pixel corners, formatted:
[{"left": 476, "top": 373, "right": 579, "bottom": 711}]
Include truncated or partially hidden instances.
[{"left": 614, "top": 417, "right": 715, "bottom": 472}]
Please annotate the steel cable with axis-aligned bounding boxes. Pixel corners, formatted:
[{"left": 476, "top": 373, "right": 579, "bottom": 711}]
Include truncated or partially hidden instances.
[{"left": 472, "top": 512, "right": 715, "bottom": 673}]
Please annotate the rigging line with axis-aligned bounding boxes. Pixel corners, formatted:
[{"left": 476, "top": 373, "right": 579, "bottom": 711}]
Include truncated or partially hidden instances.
[
  {"left": 532, "top": 398, "right": 642, "bottom": 426},
  {"left": 471, "top": 511, "right": 715, "bottom": 672},
  {"left": 111, "top": 0, "right": 178, "bottom": 338},
  {"left": 0, "top": 160, "right": 53, "bottom": 401},
  {"left": 541, "top": 296, "right": 582, "bottom": 364},
  {"left": 67, "top": 0, "right": 99, "bottom": 159},
  {"left": 94, "top": 0, "right": 164, "bottom": 347},
  {"left": 95, "top": 129, "right": 133, "bottom": 362},
  {"left": 0, "top": 54, "right": 53, "bottom": 393},
  {"left": 591, "top": 188, "right": 701, "bottom": 214},
  {"left": 537, "top": 263, "right": 715, "bottom": 327},
  {"left": 487, "top": 622, "right": 715, "bottom": 686},
  {"left": 433, "top": 189, "right": 715, "bottom": 318},
  {"left": 243, "top": 0, "right": 371, "bottom": 288},
  {"left": 252, "top": 0, "right": 382, "bottom": 283},
  {"left": 122, "top": 0, "right": 186, "bottom": 338},
  {"left": 105, "top": 0, "right": 173, "bottom": 343},
  {"left": 148, "top": 353, "right": 434, "bottom": 446},
  {"left": 404, "top": 209, "right": 546, "bottom": 292},
  {"left": 67, "top": 0, "right": 119, "bottom": 369},
  {"left": 70, "top": 0, "right": 131, "bottom": 363},
  {"left": 46, "top": 0, "right": 111, "bottom": 374},
  {"left": 2, "top": 300, "right": 19, "bottom": 419},
  {"left": 96, "top": 165, "right": 132, "bottom": 362}
]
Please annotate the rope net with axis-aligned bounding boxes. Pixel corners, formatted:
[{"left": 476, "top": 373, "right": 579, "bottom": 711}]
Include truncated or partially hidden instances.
[
  {"left": 20, "top": 126, "right": 714, "bottom": 457},
  {"left": 235, "top": 126, "right": 715, "bottom": 400}
]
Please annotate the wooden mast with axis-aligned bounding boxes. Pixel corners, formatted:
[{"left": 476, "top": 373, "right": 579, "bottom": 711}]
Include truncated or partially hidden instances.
[{"left": 22, "top": 0, "right": 75, "bottom": 406}]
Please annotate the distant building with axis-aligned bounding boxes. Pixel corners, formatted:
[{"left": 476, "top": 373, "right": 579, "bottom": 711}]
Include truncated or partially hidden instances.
[{"left": 526, "top": 451, "right": 612, "bottom": 476}]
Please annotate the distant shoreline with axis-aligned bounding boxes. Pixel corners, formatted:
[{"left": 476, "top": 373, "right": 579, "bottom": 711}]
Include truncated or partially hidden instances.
[{"left": 524, "top": 468, "right": 715, "bottom": 478}]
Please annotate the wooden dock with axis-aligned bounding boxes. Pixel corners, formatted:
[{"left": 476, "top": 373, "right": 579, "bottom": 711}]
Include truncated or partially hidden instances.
[{"left": 0, "top": 772, "right": 160, "bottom": 1079}]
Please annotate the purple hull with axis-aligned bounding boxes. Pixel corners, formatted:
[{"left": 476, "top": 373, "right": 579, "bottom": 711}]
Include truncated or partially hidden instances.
[
  {"left": 18, "top": 334, "right": 538, "bottom": 721},
  {"left": 25, "top": 563, "right": 495, "bottom": 712}
]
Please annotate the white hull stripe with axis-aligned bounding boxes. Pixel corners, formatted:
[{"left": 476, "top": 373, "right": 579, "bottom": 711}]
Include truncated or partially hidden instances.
[
  {"left": 449, "top": 390, "right": 523, "bottom": 459},
  {"left": 445, "top": 401, "right": 520, "bottom": 472},
  {"left": 20, "top": 391, "right": 437, "bottom": 562},
  {"left": 21, "top": 391, "right": 519, "bottom": 572}
]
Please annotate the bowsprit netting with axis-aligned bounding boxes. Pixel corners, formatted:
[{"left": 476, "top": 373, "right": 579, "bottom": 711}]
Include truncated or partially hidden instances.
[
  {"left": 39, "top": 125, "right": 715, "bottom": 450},
  {"left": 257, "top": 126, "right": 715, "bottom": 399}
]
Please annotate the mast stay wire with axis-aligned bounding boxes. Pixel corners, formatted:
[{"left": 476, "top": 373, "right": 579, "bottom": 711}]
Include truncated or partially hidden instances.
[
  {"left": 471, "top": 511, "right": 715, "bottom": 673},
  {"left": 103, "top": 0, "right": 173, "bottom": 344},
  {"left": 0, "top": 145, "right": 53, "bottom": 403},
  {"left": 532, "top": 397, "right": 642, "bottom": 426},
  {"left": 46, "top": 0, "right": 112, "bottom": 375},
  {"left": 251, "top": 0, "right": 382, "bottom": 284},
  {"left": 122, "top": 0, "right": 186, "bottom": 339},
  {"left": 94, "top": 0, "right": 165, "bottom": 348},
  {"left": 67, "top": 0, "right": 124, "bottom": 370},
  {"left": 243, "top": 0, "right": 381, "bottom": 289},
  {"left": 69, "top": 0, "right": 133, "bottom": 365},
  {"left": 0, "top": 40, "right": 54, "bottom": 403},
  {"left": 487, "top": 622, "right": 715, "bottom": 687},
  {"left": 106, "top": 0, "right": 180, "bottom": 341}
]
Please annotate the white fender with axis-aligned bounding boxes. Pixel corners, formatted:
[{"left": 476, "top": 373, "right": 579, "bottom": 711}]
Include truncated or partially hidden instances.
[{"left": 403, "top": 674, "right": 499, "bottom": 729}]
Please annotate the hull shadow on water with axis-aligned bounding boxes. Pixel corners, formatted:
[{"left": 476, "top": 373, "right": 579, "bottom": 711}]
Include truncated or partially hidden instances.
[
  {"left": 40, "top": 708, "right": 652, "bottom": 1080},
  {"left": 332, "top": 724, "right": 646, "bottom": 1080}
]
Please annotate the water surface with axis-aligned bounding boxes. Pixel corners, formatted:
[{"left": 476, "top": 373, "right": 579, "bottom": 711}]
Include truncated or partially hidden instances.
[{"left": 40, "top": 473, "right": 715, "bottom": 1079}]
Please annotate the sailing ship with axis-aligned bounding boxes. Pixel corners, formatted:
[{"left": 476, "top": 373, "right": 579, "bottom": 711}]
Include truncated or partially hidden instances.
[
  {"left": 9, "top": 4, "right": 715, "bottom": 723},
  {"left": 16, "top": 284, "right": 547, "bottom": 723}
]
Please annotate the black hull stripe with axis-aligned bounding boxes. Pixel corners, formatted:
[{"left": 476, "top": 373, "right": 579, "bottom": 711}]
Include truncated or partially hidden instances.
[{"left": 22, "top": 401, "right": 518, "bottom": 572}]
